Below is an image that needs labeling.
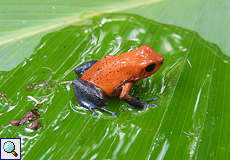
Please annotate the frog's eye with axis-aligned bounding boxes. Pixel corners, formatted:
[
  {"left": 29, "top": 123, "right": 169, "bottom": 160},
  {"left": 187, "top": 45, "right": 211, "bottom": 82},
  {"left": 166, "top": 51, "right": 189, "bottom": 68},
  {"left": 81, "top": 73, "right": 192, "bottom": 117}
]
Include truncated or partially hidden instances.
[{"left": 145, "top": 63, "right": 156, "bottom": 72}]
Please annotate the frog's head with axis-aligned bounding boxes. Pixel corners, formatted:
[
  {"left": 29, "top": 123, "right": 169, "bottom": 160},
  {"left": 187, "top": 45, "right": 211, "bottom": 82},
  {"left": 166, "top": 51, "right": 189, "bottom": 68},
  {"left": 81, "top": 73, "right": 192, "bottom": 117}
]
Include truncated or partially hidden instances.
[{"left": 137, "top": 45, "right": 164, "bottom": 78}]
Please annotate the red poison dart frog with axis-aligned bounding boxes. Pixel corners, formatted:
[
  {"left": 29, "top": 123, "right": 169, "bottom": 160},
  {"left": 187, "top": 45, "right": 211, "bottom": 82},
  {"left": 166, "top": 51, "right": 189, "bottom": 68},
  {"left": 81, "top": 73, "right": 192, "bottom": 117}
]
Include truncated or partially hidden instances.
[{"left": 72, "top": 45, "right": 164, "bottom": 115}]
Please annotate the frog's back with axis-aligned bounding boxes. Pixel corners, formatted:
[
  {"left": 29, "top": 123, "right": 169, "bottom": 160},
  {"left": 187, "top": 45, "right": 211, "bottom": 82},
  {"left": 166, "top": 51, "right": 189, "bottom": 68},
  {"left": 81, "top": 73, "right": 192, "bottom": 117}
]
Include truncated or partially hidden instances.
[
  {"left": 80, "top": 45, "right": 164, "bottom": 97},
  {"left": 80, "top": 54, "right": 138, "bottom": 97}
]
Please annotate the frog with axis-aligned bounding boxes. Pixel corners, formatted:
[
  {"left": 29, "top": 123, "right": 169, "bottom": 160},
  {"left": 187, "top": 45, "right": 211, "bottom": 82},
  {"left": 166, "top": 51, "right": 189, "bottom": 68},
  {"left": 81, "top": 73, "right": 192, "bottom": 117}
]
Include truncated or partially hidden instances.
[{"left": 72, "top": 45, "right": 164, "bottom": 116}]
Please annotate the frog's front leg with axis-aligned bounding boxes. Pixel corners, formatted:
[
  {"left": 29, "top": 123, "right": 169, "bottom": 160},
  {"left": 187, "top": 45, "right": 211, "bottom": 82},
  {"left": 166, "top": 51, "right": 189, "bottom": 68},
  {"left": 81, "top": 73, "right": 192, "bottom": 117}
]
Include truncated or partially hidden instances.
[
  {"left": 74, "top": 60, "right": 98, "bottom": 78},
  {"left": 119, "top": 82, "right": 157, "bottom": 109},
  {"left": 72, "top": 79, "right": 116, "bottom": 116}
]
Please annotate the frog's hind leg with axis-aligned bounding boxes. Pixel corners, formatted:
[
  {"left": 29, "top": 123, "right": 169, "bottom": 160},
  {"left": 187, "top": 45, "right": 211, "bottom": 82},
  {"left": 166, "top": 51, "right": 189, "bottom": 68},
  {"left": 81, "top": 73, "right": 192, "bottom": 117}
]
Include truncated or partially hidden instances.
[
  {"left": 120, "top": 82, "right": 158, "bottom": 109},
  {"left": 74, "top": 60, "right": 98, "bottom": 78},
  {"left": 72, "top": 79, "right": 116, "bottom": 116}
]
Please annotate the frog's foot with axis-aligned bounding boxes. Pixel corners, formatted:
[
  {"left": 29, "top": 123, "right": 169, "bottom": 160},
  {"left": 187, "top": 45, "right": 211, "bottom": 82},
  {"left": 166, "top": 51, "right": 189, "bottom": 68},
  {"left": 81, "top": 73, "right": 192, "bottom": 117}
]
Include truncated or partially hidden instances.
[
  {"left": 146, "top": 97, "right": 158, "bottom": 102},
  {"left": 120, "top": 83, "right": 158, "bottom": 109},
  {"left": 145, "top": 97, "right": 158, "bottom": 108},
  {"left": 125, "top": 96, "right": 158, "bottom": 109},
  {"left": 133, "top": 96, "right": 157, "bottom": 107},
  {"left": 72, "top": 79, "right": 116, "bottom": 116},
  {"left": 80, "top": 101, "right": 115, "bottom": 116},
  {"left": 91, "top": 105, "right": 116, "bottom": 116}
]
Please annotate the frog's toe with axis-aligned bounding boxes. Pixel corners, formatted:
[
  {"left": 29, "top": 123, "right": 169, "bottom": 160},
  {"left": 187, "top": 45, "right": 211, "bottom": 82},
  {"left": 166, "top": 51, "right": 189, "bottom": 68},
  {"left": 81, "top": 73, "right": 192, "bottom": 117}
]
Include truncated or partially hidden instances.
[
  {"left": 88, "top": 108, "right": 96, "bottom": 115},
  {"left": 149, "top": 103, "right": 158, "bottom": 108},
  {"left": 93, "top": 106, "right": 116, "bottom": 116},
  {"left": 146, "top": 97, "right": 158, "bottom": 103},
  {"left": 102, "top": 102, "right": 108, "bottom": 106},
  {"left": 110, "top": 112, "right": 116, "bottom": 116}
]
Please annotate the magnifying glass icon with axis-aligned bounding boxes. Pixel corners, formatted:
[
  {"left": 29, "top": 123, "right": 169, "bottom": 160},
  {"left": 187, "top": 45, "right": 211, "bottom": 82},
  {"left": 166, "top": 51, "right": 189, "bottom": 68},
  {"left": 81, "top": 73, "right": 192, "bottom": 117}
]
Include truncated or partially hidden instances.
[{"left": 3, "top": 141, "right": 18, "bottom": 157}]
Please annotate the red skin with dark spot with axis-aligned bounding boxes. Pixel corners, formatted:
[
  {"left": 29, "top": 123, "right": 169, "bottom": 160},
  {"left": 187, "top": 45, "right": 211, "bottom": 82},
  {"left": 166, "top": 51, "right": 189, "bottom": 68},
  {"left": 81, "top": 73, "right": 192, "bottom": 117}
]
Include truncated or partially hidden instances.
[{"left": 80, "top": 45, "right": 164, "bottom": 97}]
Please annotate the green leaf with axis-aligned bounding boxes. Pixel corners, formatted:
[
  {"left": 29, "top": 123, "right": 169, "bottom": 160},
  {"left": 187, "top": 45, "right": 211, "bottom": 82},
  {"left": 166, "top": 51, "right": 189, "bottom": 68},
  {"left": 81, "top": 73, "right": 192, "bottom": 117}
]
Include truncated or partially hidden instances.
[
  {"left": 1, "top": 0, "right": 229, "bottom": 71},
  {"left": 0, "top": 0, "right": 164, "bottom": 71},
  {"left": 1, "top": 13, "right": 229, "bottom": 160}
]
